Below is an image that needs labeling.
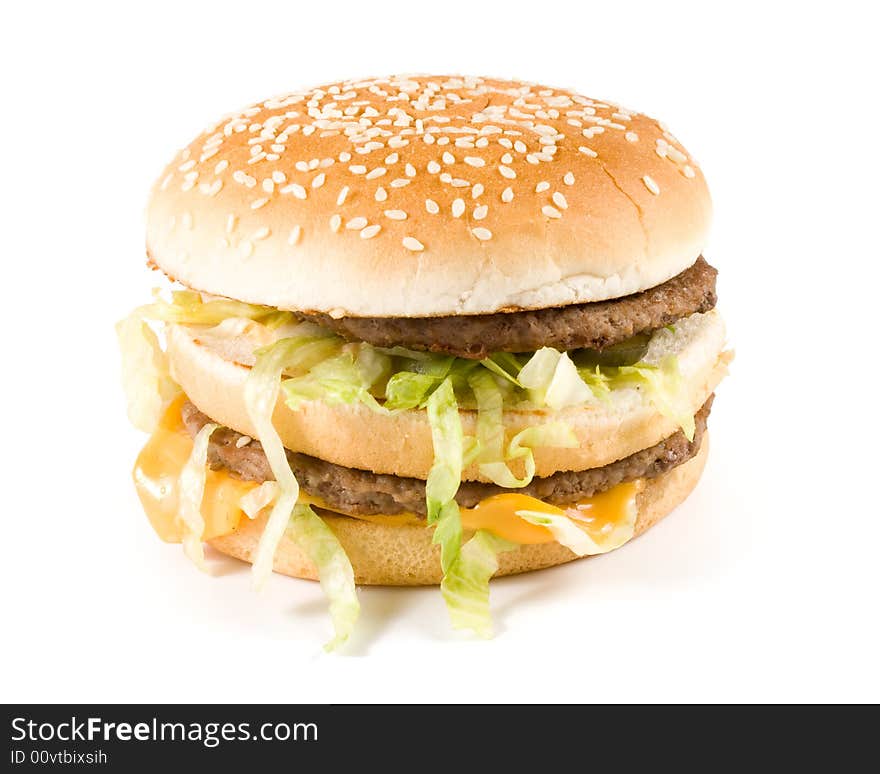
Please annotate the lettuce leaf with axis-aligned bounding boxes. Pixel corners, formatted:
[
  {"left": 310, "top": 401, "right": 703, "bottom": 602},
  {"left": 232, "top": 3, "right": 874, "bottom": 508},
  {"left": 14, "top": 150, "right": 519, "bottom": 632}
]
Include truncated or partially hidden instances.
[
  {"left": 286, "top": 504, "right": 359, "bottom": 652},
  {"left": 239, "top": 481, "right": 279, "bottom": 520},
  {"left": 243, "top": 339, "right": 305, "bottom": 590},
  {"left": 516, "top": 498, "right": 637, "bottom": 556},
  {"left": 479, "top": 423, "right": 578, "bottom": 488},
  {"left": 115, "top": 309, "right": 180, "bottom": 432},
  {"left": 145, "top": 289, "right": 293, "bottom": 328},
  {"left": 469, "top": 369, "right": 579, "bottom": 488},
  {"left": 613, "top": 356, "right": 695, "bottom": 440},
  {"left": 281, "top": 351, "right": 387, "bottom": 413},
  {"left": 425, "top": 378, "right": 464, "bottom": 572},
  {"left": 518, "top": 347, "right": 594, "bottom": 409},
  {"left": 383, "top": 372, "right": 440, "bottom": 411},
  {"left": 440, "top": 530, "right": 516, "bottom": 638},
  {"left": 177, "top": 421, "right": 218, "bottom": 572}
]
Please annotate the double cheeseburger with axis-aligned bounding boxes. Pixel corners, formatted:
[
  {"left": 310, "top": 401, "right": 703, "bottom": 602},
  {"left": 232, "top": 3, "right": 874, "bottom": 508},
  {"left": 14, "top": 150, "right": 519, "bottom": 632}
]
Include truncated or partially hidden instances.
[{"left": 119, "top": 75, "right": 730, "bottom": 647}]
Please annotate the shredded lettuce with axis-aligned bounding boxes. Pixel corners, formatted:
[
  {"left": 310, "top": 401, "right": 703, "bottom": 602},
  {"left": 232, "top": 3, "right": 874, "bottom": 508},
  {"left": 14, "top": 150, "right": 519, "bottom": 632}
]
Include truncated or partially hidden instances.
[
  {"left": 518, "top": 347, "right": 595, "bottom": 410},
  {"left": 177, "top": 422, "right": 218, "bottom": 572},
  {"left": 145, "top": 289, "right": 293, "bottom": 328},
  {"left": 578, "top": 364, "right": 613, "bottom": 405},
  {"left": 480, "top": 423, "right": 578, "bottom": 488},
  {"left": 115, "top": 309, "right": 180, "bottom": 432},
  {"left": 613, "top": 356, "right": 695, "bottom": 440},
  {"left": 282, "top": 351, "right": 387, "bottom": 413},
  {"left": 383, "top": 372, "right": 440, "bottom": 411},
  {"left": 245, "top": 339, "right": 360, "bottom": 648},
  {"left": 286, "top": 504, "right": 360, "bottom": 652},
  {"left": 425, "top": 378, "right": 465, "bottom": 572},
  {"left": 243, "top": 339, "right": 305, "bottom": 589},
  {"left": 440, "top": 530, "right": 516, "bottom": 638},
  {"left": 470, "top": 370, "right": 579, "bottom": 488},
  {"left": 516, "top": 498, "right": 637, "bottom": 556},
  {"left": 239, "top": 481, "right": 279, "bottom": 520},
  {"left": 480, "top": 353, "right": 523, "bottom": 387}
]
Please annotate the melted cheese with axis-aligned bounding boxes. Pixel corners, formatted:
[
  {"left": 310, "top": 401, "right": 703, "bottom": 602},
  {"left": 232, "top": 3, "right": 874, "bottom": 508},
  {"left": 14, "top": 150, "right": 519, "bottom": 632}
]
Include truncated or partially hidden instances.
[
  {"left": 134, "top": 400, "right": 640, "bottom": 548},
  {"left": 133, "top": 397, "right": 257, "bottom": 542}
]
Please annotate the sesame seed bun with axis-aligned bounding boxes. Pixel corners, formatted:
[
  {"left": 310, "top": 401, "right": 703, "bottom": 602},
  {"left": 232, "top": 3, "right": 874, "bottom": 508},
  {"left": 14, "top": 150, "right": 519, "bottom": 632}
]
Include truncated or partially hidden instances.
[
  {"left": 208, "top": 432, "right": 709, "bottom": 586},
  {"left": 146, "top": 75, "right": 711, "bottom": 317},
  {"left": 167, "top": 310, "right": 728, "bottom": 481}
]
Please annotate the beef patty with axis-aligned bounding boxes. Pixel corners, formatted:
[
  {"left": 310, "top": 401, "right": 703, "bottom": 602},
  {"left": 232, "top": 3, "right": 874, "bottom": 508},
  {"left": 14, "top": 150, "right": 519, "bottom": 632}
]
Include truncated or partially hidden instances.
[
  {"left": 296, "top": 257, "right": 717, "bottom": 359},
  {"left": 182, "top": 397, "right": 712, "bottom": 518}
]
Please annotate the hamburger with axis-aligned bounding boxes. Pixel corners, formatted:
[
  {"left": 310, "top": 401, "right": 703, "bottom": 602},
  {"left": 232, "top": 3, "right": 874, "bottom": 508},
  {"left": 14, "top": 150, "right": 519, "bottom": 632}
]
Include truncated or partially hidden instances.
[{"left": 118, "top": 74, "right": 730, "bottom": 648}]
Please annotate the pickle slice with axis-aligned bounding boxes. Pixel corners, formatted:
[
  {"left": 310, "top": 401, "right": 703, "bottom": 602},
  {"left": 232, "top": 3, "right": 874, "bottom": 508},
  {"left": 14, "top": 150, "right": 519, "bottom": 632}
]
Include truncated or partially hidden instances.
[{"left": 573, "top": 333, "right": 652, "bottom": 368}]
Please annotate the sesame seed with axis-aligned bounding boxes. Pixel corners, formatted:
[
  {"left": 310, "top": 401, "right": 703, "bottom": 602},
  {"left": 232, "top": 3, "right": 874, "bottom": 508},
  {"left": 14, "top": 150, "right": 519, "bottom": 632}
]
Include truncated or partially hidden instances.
[
  {"left": 625, "top": 131, "right": 638, "bottom": 143},
  {"left": 384, "top": 209, "right": 407, "bottom": 220},
  {"left": 464, "top": 156, "right": 485, "bottom": 167},
  {"left": 405, "top": 163, "right": 416, "bottom": 177},
  {"left": 501, "top": 152, "right": 513, "bottom": 164},
  {"left": 349, "top": 165, "right": 367, "bottom": 174},
  {"left": 471, "top": 227, "right": 492, "bottom": 241},
  {"left": 442, "top": 151, "right": 456, "bottom": 165},
  {"left": 346, "top": 217, "right": 368, "bottom": 230},
  {"left": 288, "top": 226, "right": 302, "bottom": 245},
  {"left": 452, "top": 198, "right": 465, "bottom": 217},
  {"left": 542, "top": 205, "right": 562, "bottom": 219},
  {"left": 312, "top": 172, "right": 326, "bottom": 188},
  {"left": 425, "top": 198, "right": 440, "bottom": 214},
  {"left": 226, "top": 215, "right": 237, "bottom": 234},
  {"left": 375, "top": 186, "right": 388, "bottom": 202},
  {"left": 337, "top": 186, "right": 350, "bottom": 205},
  {"left": 473, "top": 204, "right": 488, "bottom": 220},
  {"left": 552, "top": 191, "right": 568, "bottom": 209},
  {"left": 251, "top": 197, "right": 269, "bottom": 209},
  {"left": 366, "top": 167, "right": 387, "bottom": 180},
  {"left": 472, "top": 183, "right": 484, "bottom": 199},
  {"left": 282, "top": 183, "right": 307, "bottom": 200},
  {"left": 666, "top": 147, "right": 687, "bottom": 163},
  {"left": 390, "top": 178, "right": 410, "bottom": 188},
  {"left": 235, "top": 436, "right": 252, "bottom": 448},
  {"left": 252, "top": 226, "right": 270, "bottom": 240},
  {"left": 262, "top": 178, "right": 275, "bottom": 193},
  {"left": 329, "top": 214, "right": 342, "bottom": 232},
  {"left": 402, "top": 236, "right": 424, "bottom": 252},
  {"left": 642, "top": 175, "right": 660, "bottom": 195},
  {"left": 239, "top": 240, "right": 254, "bottom": 258},
  {"left": 427, "top": 160, "right": 441, "bottom": 174},
  {"left": 514, "top": 140, "right": 527, "bottom": 153},
  {"left": 683, "top": 165, "right": 696, "bottom": 178},
  {"left": 499, "top": 165, "right": 516, "bottom": 179},
  {"left": 578, "top": 146, "right": 598, "bottom": 157},
  {"left": 199, "top": 179, "right": 223, "bottom": 196},
  {"left": 385, "top": 152, "right": 399, "bottom": 164},
  {"left": 501, "top": 187, "right": 514, "bottom": 203},
  {"left": 360, "top": 224, "right": 382, "bottom": 239},
  {"left": 563, "top": 172, "right": 575, "bottom": 185},
  {"left": 535, "top": 181, "right": 550, "bottom": 193}
]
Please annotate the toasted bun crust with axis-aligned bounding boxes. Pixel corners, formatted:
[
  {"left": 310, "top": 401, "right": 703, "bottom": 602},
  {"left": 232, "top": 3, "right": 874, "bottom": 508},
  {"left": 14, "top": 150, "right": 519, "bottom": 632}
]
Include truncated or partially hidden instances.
[
  {"left": 167, "top": 310, "right": 728, "bottom": 481},
  {"left": 146, "top": 75, "right": 711, "bottom": 317},
  {"left": 209, "top": 433, "right": 709, "bottom": 585}
]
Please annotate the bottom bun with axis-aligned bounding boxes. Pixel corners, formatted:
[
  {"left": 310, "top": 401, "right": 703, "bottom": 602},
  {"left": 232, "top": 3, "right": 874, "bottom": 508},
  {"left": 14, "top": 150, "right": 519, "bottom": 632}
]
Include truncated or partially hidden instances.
[{"left": 209, "top": 436, "right": 709, "bottom": 586}]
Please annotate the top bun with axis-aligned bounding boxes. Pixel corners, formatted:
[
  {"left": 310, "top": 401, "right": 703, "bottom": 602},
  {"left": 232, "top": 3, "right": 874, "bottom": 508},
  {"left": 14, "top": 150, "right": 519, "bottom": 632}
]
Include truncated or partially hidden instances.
[{"left": 146, "top": 75, "right": 711, "bottom": 317}]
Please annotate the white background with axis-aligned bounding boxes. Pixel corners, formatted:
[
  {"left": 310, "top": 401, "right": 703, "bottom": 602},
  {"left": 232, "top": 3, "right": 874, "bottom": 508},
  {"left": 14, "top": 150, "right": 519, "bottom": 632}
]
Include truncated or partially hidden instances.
[{"left": 2, "top": 1, "right": 878, "bottom": 703}]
